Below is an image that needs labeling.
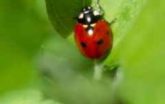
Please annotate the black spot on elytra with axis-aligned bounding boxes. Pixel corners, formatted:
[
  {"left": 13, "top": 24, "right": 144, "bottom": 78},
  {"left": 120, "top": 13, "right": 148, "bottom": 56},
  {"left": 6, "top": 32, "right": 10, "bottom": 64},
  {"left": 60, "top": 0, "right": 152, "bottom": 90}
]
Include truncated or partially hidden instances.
[
  {"left": 80, "top": 42, "right": 87, "bottom": 48},
  {"left": 96, "top": 39, "right": 104, "bottom": 45},
  {"left": 106, "top": 31, "right": 110, "bottom": 35}
]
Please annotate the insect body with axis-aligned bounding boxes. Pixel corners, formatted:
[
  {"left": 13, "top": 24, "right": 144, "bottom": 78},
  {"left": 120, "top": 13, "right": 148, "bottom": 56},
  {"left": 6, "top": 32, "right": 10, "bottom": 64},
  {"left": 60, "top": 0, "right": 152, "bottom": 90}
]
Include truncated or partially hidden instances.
[{"left": 74, "top": 6, "right": 113, "bottom": 59}]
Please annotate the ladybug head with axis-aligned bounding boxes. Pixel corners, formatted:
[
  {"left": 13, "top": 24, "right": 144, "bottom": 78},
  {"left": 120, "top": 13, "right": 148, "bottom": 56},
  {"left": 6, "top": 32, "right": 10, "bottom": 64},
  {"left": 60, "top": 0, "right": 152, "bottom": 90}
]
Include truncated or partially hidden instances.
[{"left": 77, "top": 6, "right": 103, "bottom": 25}]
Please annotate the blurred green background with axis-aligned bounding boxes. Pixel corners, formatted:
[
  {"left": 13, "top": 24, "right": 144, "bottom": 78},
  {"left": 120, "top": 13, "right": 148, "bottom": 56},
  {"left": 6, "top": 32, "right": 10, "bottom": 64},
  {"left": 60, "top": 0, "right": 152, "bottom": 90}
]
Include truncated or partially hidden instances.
[
  {"left": 0, "top": 0, "right": 165, "bottom": 104},
  {"left": 0, "top": 0, "right": 55, "bottom": 103},
  {"left": 0, "top": 0, "right": 49, "bottom": 89}
]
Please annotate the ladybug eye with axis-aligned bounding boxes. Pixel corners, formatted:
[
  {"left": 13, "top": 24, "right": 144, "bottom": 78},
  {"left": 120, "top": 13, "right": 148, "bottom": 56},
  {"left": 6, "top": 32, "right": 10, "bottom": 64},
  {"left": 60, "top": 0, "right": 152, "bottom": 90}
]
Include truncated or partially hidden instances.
[
  {"left": 96, "top": 39, "right": 104, "bottom": 45},
  {"left": 80, "top": 42, "right": 87, "bottom": 48}
]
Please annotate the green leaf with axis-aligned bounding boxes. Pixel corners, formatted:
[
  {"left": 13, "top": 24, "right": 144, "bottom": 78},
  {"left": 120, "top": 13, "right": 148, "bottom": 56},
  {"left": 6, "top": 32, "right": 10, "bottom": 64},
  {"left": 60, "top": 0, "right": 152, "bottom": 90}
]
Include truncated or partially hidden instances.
[
  {"left": 103, "top": 0, "right": 146, "bottom": 64},
  {"left": 45, "top": 0, "right": 91, "bottom": 38},
  {"left": 110, "top": 0, "right": 165, "bottom": 104}
]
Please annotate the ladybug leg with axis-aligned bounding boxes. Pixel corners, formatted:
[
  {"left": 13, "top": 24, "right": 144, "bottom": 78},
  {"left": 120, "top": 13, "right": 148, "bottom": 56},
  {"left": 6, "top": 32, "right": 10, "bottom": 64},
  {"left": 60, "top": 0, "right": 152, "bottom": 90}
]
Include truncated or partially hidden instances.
[
  {"left": 103, "top": 64, "right": 120, "bottom": 79},
  {"left": 108, "top": 18, "right": 117, "bottom": 26}
]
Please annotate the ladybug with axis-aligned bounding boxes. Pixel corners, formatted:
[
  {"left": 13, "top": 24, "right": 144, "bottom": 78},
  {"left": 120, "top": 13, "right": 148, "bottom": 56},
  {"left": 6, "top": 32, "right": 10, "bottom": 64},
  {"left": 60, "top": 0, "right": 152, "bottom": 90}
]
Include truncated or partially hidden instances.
[{"left": 74, "top": 6, "right": 113, "bottom": 60}]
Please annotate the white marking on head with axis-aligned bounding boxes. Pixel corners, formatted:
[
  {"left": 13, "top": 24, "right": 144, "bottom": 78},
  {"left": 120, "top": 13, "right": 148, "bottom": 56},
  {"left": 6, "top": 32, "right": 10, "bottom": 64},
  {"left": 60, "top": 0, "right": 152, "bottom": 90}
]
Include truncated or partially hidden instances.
[
  {"left": 93, "top": 10, "right": 100, "bottom": 16},
  {"left": 88, "top": 29, "right": 94, "bottom": 36},
  {"left": 90, "top": 23, "right": 96, "bottom": 27},
  {"left": 79, "top": 13, "right": 84, "bottom": 19},
  {"left": 83, "top": 25, "right": 88, "bottom": 28},
  {"left": 84, "top": 10, "right": 90, "bottom": 14},
  {"left": 87, "top": 17, "right": 91, "bottom": 23}
]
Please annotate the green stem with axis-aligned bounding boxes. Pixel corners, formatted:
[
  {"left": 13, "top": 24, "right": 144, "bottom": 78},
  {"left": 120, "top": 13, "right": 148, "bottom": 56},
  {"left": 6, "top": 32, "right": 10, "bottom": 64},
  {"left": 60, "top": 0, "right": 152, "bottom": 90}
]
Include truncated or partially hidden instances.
[
  {"left": 93, "top": 60, "right": 103, "bottom": 80},
  {"left": 111, "top": 67, "right": 124, "bottom": 104}
]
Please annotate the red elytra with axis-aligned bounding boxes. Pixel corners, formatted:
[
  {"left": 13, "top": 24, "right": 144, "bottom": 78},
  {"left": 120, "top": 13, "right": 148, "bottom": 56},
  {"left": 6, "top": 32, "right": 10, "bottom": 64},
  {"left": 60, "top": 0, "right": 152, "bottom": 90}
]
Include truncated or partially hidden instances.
[{"left": 74, "top": 6, "right": 113, "bottom": 60}]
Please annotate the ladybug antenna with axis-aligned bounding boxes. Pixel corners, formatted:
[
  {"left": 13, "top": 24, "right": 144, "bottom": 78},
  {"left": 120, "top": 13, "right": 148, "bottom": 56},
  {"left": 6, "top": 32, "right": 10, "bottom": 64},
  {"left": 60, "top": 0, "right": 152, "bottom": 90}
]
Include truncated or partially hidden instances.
[{"left": 94, "top": 0, "right": 104, "bottom": 15}]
